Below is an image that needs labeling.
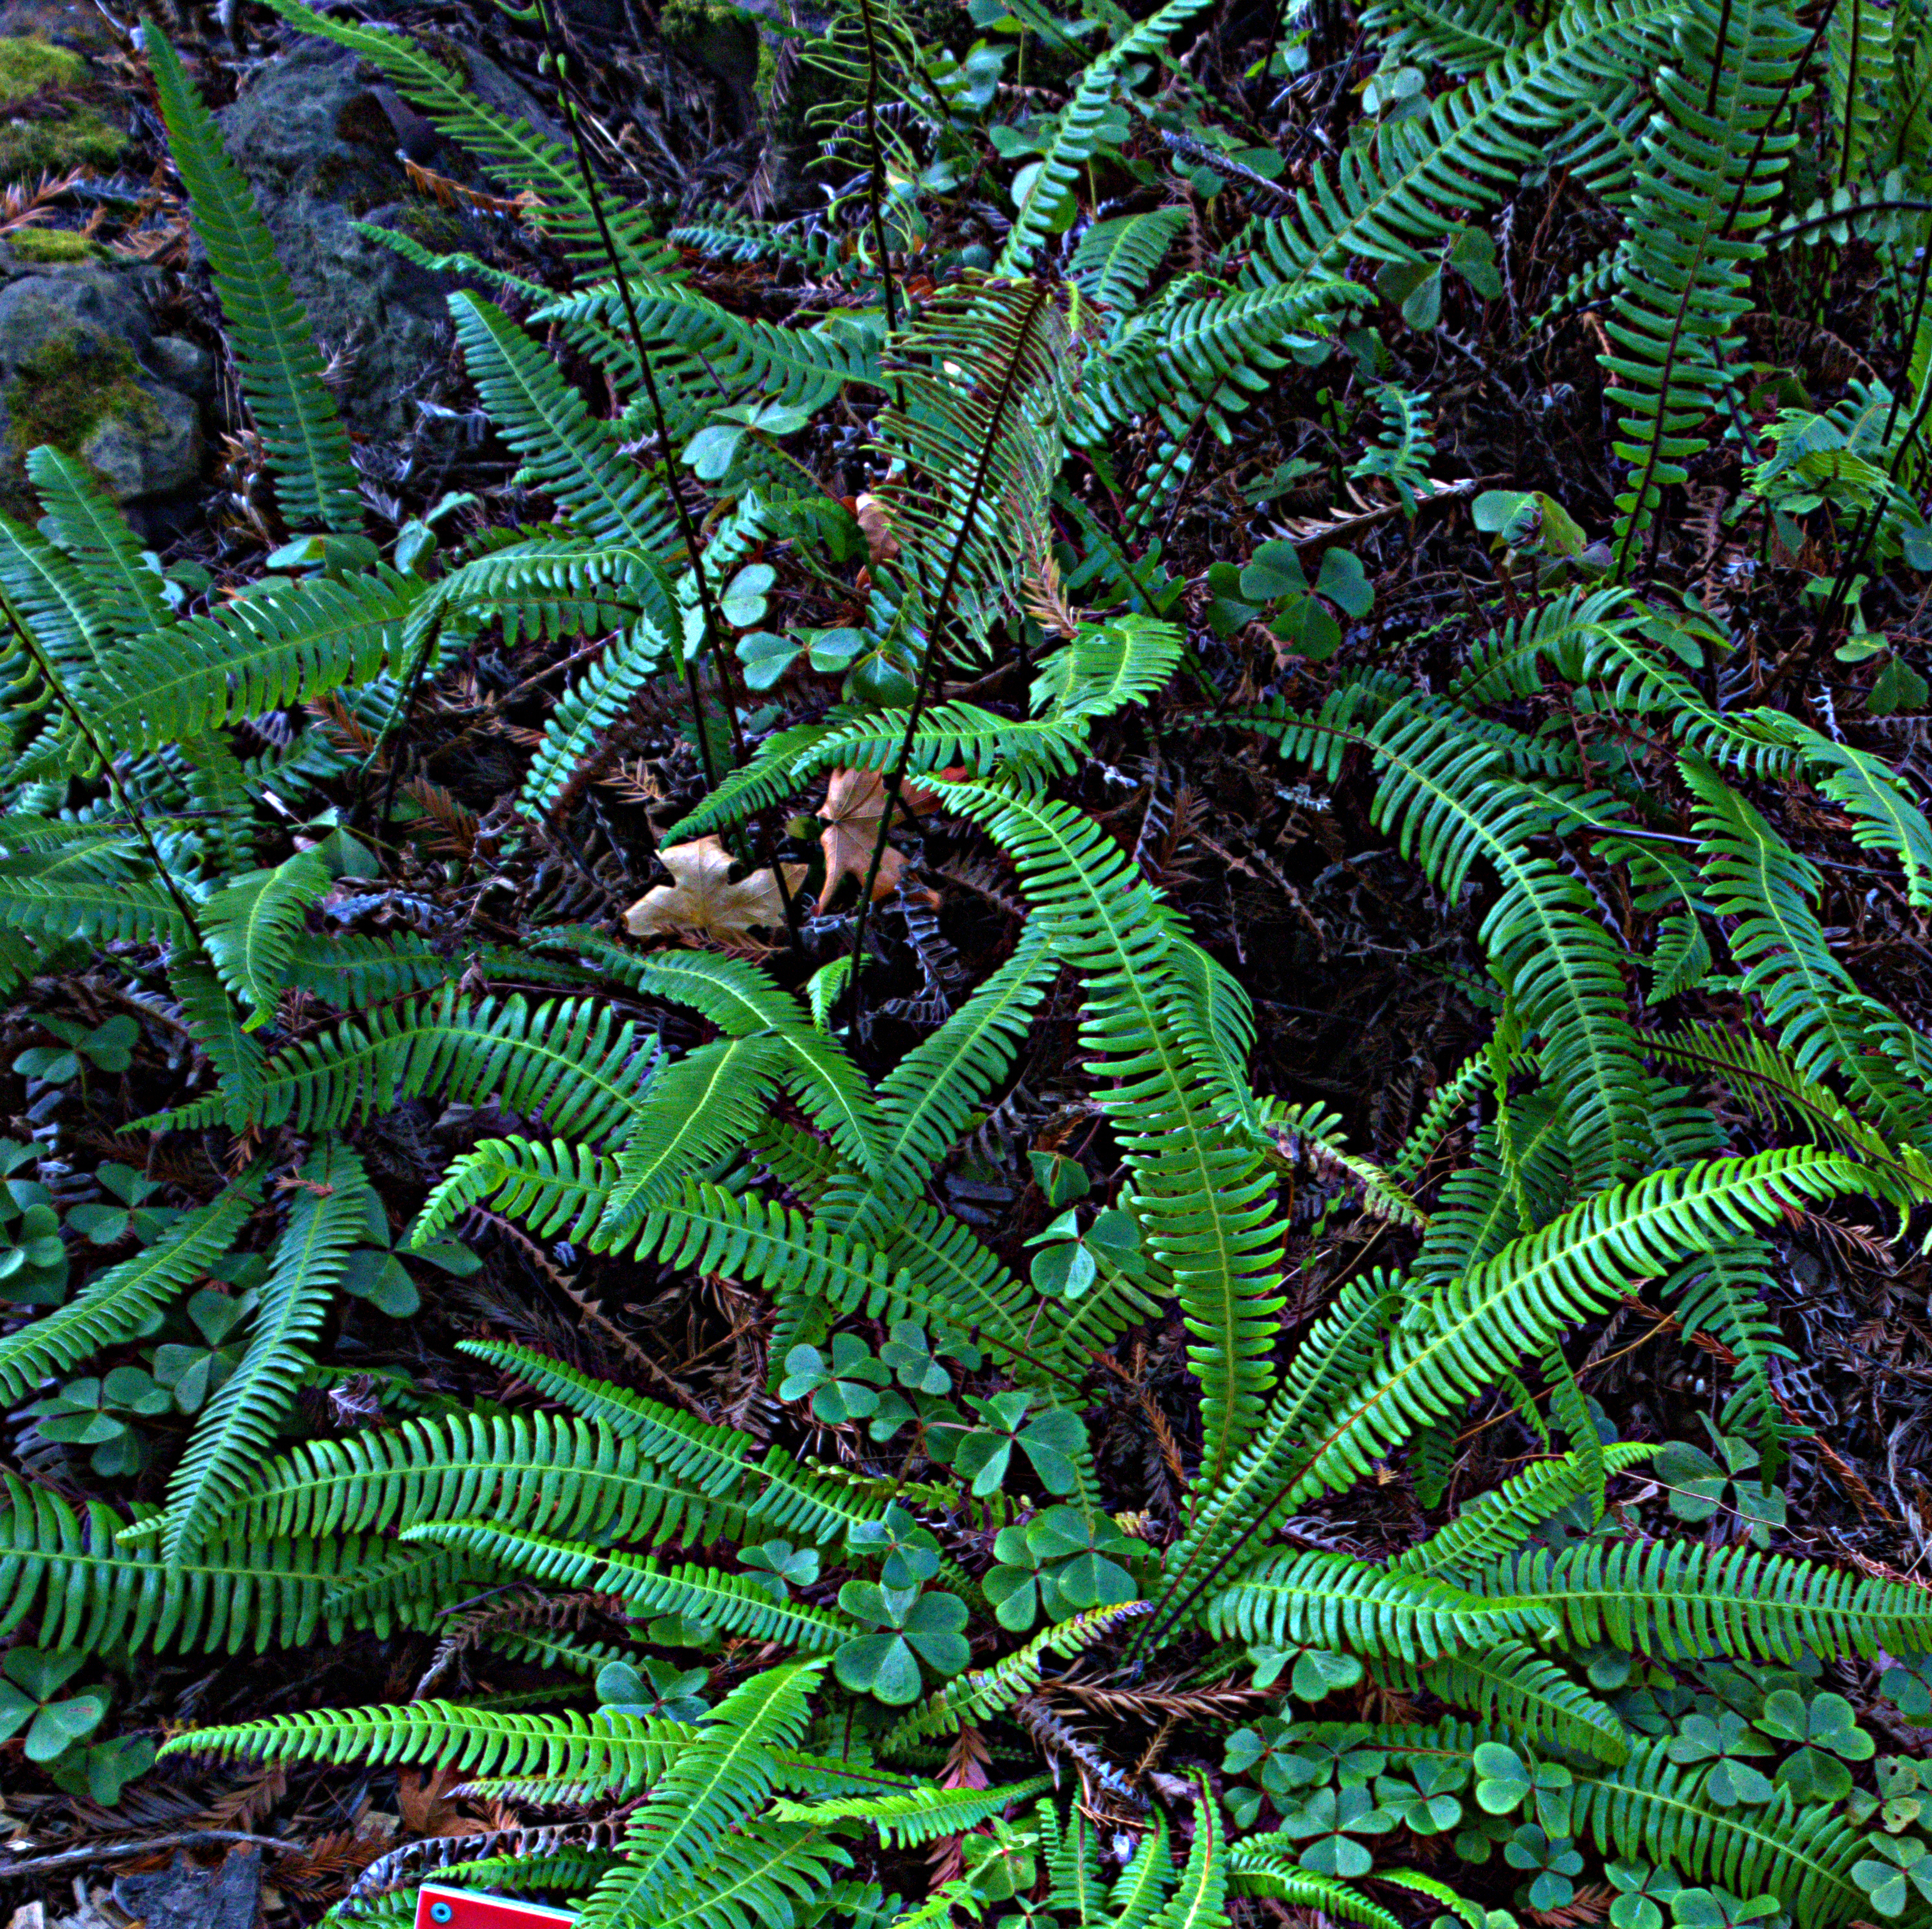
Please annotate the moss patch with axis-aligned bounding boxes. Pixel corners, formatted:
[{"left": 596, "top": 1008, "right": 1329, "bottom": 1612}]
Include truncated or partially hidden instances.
[
  {"left": 0, "top": 103, "right": 126, "bottom": 180},
  {"left": 0, "top": 36, "right": 87, "bottom": 108},
  {"left": 1, "top": 323, "right": 155, "bottom": 509},
  {"left": 6, "top": 227, "right": 95, "bottom": 263}
]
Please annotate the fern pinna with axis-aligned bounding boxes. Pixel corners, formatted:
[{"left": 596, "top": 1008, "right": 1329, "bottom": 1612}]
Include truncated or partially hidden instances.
[{"left": 0, "top": 0, "right": 1926, "bottom": 1920}]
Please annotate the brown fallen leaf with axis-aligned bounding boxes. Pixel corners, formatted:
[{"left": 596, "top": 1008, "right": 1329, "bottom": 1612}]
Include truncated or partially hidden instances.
[
  {"left": 625, "top": 836, "right": 807, "bottom": 942},
  {"left": 852, "top": 492, "right": 901, "bottom": 565},
  {"left": 819, "top": 768, "right": 941, "bottom": 904},
  {"left": 396, "top": 1765, "right": 489, "bottom": 1840}
]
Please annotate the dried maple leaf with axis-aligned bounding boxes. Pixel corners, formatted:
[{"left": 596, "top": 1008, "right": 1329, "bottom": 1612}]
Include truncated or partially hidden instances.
[
  {"left": 819, "top": 768, "right": 942, "bottom": 904},
  {"left": 625, "top": 836, "right": 806, "bottom": 942}
]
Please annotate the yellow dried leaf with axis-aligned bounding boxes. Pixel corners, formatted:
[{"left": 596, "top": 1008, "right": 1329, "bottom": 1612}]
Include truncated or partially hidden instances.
[{"left": 625, "top": 836, "right": 806, "bottom": 941}]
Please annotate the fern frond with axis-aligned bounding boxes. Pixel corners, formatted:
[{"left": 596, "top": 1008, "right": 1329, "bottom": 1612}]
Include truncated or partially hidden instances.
[
  {"left": 1204, "top": 1547, "right": 1554, "bottom": 1661},
  {"left": 1477, "top": 1538, "right": 1932, "bottom": 1660},
  {"left": 597, "top": 1036, "right": 789, "bottom": 1236},
  {"left": 404, "top": 1523, "right": 855, "bottom": 1649},
  {"left": 1228, "top": 1850, "right": 1403, "bottom": 1929},
  {"left": 162, "top": 1142, "right": 371, "bottom": 1564},
  {"left": 160, "top": 1699, "right": 689, "bottom": 1790},
  {"left": 147, "top": 993, "right": 660, "bottom": 1141},
  {"left": 771, "top": 1776, "right": 1052, "bottom": 1845},
  {"left": 879, "top": 1601, "right": 1152, "bottom": 1748},
  {"left": 0, "top": 1476, "right": 378, "bottom": 1654},
  {"left": 200, "top": 851, "right": 332, "bottom": 1027},
  {"left": 930, "top": 777, "right": 1287, "bottom": 1493},
  {"left": 1416, "top": 1641, "right": 1629, "bottom": 1762},
  {"left": 25, "top": 448, "right": 173, "bottom": 636},
  {"left": 0, "top": 1172, "right": 260, "bottom": 1402},
  {"left": 146, "top": 25, "right": 358, "bottom": 531},
  {"left": 217, "top": 1411, "right": 745, "bottom": 1547},
  {"left": 579, "top": 1664, "right": 823, "bottom": 1929},
  {"left": 995, "top": 0, "right": 1215, "bottom": 275},
  {"left": 1291, "top": 1151, "right": 1874, "bottom": 1508}
]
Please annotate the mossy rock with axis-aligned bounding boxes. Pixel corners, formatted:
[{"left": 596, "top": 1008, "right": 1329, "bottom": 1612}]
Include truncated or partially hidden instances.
[
  {"left": 0, "top": 33, "right": 84, "bottom": 104},
  {"left": 0, "top": 323, "right": 198, "bottom": 508},
  {"left": 0, "top": 36, "right": 124, "bottom": 182},
  {"left": 6, "top": 225, "right": 92, "bottom": 262}
]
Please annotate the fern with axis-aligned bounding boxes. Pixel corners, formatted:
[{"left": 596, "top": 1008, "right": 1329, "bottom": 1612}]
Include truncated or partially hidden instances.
[
  {"left": 161, "top": 1142, "right": 371, "bottom": 1564},
  {"left": 146, "top": 26, "right": 359, "bottom": 532}
]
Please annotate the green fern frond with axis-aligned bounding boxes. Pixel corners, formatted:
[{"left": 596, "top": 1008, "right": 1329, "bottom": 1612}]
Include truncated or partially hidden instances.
[
  {"left": 930, "top": 777, "right": 1287, "bottom": 1493},
  {"left": 597, "top": 1036, "right": 789, "bottom": 1236},
  {"left": 771, "top": 1776, "right": 1052, "bottom": 1844},
  {"left": 145, "top": 25, "right": 359, "bottom": 532},
  {"left": 449, "top": 294, "right": 683, "bottom": 553},
  {"left": 27, "top": 570, "right": 420, "bottom": 777},
  {"left": 25, "top": 448, "right": 173, "bottom": 637},
  {"left": 0, "top": 1171, "right": 260, "bottom": 1402},
  {"left": 147, "top": 992, "right": 660, "bottom": 1140},
  {"left": 636, "top": 1823, "right": 852, "bottom": 1929},
  {"left": 0, "top": 1476, "right": 382, "bottom": 1654},
  {"left": 1477, "top": 1538, "right": 1932, "bottom": 1661},
  {"left": 1227, "top": 1850, "right": 1403, "bottom": 1929},
  {"left": 879, "top": 1601, "right": 1152, "bottom": 1748},
  {"left": 1292, "top": 1151, "right": 1872, "bottom": 1509},
  {"left": 162, "top": 1141, "right": 371, "bottom": 1564},
  {"left": 1204, "top": 1547, "right": 1555, "bottom": 1661},
  {"left": 199, "top": 851, "right": 332, "bottom": 1027},
  {"left": 589, "top": 944, "right": 884, "bottom": 1175},
  {"left": 160, "top": 1699, "right": 690, "bottom": 1789},
  {"left": 1569, "top": 1737, "right": 1877, "bottom": 1924},
  {"left": 1415, "top": 1640, "right": 1630, "bottom": 1762},
  {"left": 579, "top": 1663, "right": 824, "bottom": 1929},
  {"left": 1602, "top": 0, "right": 1804, "bottom": 569},
  {"left": 216, "top": 1410, "right": 745, "bottom": 1547}
]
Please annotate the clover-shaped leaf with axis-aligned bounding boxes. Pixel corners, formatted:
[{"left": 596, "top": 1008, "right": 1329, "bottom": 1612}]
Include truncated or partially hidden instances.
[
  {"left": 1855, "top": 1836, "right": 1932, "bottom": 1918},
  {"left": 1474, "top": 1742, "right": 1574, "bottom": 1823},
  {"left": 834, "top": 1581, "right": 969, "bottom": 1703},
  {"left": 878, "top": 1322, "right": 950, "bottom": 1395},
  {"left": 952, "top": 1389, "right": 1087, "bottom": 1495},
  {"left": 1505, "top": 1826, "right": 1584, "bottom": 1912},
  {"left": 1665, "top": 1711, "right": 1774, "bottom": 1806},
  {"left": 847, "top": 1502, "right": 942, "bottom": 1589},
  {"left": 739, "top": 1539, "right": 820, "bottom": 1601},
  {"left": 1280, "top": 1785, "right": 1391, "bottom": 1878},
  {"left": 1609, "top": 1858, "right": 1683, "bottom": 1929},
  {"left": 0, "top": 1648, "right": 107, "bottom": 1762},
  {"left": 1670, "top": 1889, "right": 1781, "bottom": 1929},
  {"left": 596, "top": 1656, "right": 709, "bottom": 1723},
  {"left": 1374, "top": 1767, "right": 1462, "bottom": 1835},
  {"left": 780, "top": 1334, "right": 890, "bottom": 1424}
]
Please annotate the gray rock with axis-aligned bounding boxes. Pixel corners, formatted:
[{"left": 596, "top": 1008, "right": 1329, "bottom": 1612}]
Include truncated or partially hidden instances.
[
  {"left": 81, "top": 382, "right": 201, "bottom": 497},
  {"left": 148, "top": 332, "right": 214, "bottom": 397},
  {"left": 0, "top": 268, "right": 151, "bottom": 366},
  {"left": 211, "top": 36, "right": 565, "bottom": 436},
  {"left": 0, "top": 266, "right": 204, "bottom": 503},
  {"left": 114, "top": 1848, "right": 263, "bottom": 1929}
]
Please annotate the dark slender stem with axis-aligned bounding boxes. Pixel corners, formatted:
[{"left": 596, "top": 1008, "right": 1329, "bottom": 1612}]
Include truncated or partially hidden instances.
[
  {"left": 845, "top": 286, "right": 1056, "bottom": 1047},
  {"left": 856, "top": 0, "right": 899, "bottom": 335},
  {"left": 1, "top": 599, "right": 209, "bottom": 954},
  {"left": 532, "top": 0, "right": 732, "bottom": 789}
]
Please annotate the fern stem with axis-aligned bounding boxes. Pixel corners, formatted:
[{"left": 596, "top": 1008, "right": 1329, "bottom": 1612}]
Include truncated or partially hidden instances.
[
  {"left": 530, "top": 0, "right": 734, "bottom": 790},
  {"left": 845, "top": 284, "right": 1058, "bottom": 1045},
  {"left": 0, "top": 596, "right": 212, "bottom": 956},
  {"left": 856, "top": 0, "right": 900, "bottom": 336}
]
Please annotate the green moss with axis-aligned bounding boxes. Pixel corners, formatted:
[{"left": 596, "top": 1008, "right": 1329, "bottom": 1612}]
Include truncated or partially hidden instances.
[
  {"left": 0, "top": 103, "right": 126, "bottom": 181},
  {"left": 6, "top": 226, "right": 94, "bottom": 263},
  {"left": 394, "top": 201, "right": 466, "bottom": 252},
  {"left": 1, "top": 325, "right": 156, "bottom": 510},
  {"left": 0, "top": 37, "right": 87, "bottom": 108}
]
